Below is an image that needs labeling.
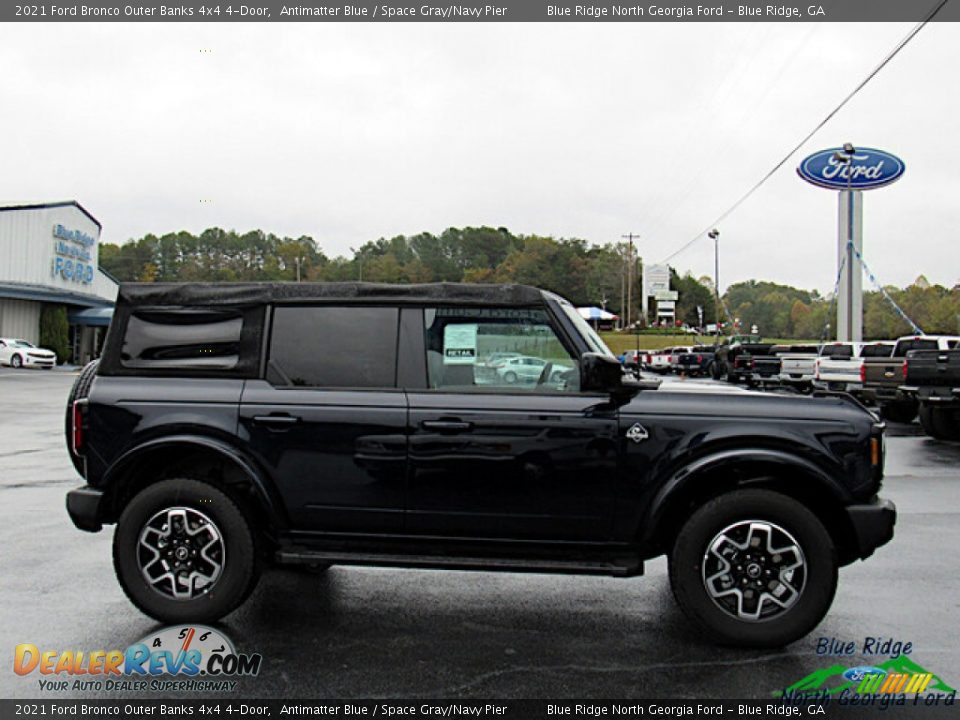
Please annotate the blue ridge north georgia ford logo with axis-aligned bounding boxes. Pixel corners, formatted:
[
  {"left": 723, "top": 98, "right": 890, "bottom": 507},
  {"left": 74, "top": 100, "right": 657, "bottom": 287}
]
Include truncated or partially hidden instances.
[{"left": 797, "top": 148, "right": 905, "bottom": 190}]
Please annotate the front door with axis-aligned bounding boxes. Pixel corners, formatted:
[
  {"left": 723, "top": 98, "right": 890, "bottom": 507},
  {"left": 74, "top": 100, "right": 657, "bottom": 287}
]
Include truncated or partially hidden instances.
[{"left": 406, "top": 306, "right": 618, "bottom": 541}]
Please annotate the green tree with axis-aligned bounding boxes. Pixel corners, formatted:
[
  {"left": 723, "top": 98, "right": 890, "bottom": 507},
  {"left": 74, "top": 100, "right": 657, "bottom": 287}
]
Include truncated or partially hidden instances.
[{"left": 39, "top": 305, "right": 70, "bottom": 364}]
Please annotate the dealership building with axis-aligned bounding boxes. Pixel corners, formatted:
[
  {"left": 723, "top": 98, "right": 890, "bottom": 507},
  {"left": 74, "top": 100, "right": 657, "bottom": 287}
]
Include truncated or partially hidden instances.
[{"left": 0, "top": 201, "right": 118, "bottom": 364}]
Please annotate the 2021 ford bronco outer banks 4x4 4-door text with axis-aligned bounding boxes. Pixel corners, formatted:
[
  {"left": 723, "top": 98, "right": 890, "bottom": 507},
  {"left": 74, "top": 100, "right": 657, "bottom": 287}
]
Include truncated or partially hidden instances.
[{"left": 65, "top": 282, "right": 895, "bottom": 647}]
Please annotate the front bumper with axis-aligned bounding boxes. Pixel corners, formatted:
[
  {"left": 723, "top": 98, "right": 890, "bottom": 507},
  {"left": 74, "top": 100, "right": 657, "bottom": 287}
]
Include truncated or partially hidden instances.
[
  {"left": 66, "top": 485, "right": 105, "bottom": 532},
  {"left": 845, "top": 497, "right": 896, "bottom": 560}
]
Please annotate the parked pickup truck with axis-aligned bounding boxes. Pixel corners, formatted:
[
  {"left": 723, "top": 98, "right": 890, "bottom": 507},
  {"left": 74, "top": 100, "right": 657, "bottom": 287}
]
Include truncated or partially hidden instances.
[
  {"left": 777, "top": 344, "right": 821, "bottom": 393},
  {"left": 814, "top": 342, "right": 894, "bottom": 395},
  {"left": 65, "top": 281, "right": 894, "bottom": 648},
  {"left": 718, "top": 342, "right": 773, "bottom": 384},
  {"left": 675, "top": 346, "right": 716, "bottom": 377},
  {"left": 739, "top": 345, "right": 782, "bottom": 387},
  {"left": 862, "top": 335, "right": 960, "bottom": 423},
  {"left": 648, "top": 348, "right": 676, "bottom": 374},
  {"left": 899, "top": 348, "right": 960, "bottom": 441}
]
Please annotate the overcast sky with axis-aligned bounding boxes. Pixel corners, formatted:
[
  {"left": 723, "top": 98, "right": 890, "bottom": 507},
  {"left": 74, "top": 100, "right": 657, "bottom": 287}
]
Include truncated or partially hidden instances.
[{"left": 1, "top": 21, "right": 957, "bottom": 293}]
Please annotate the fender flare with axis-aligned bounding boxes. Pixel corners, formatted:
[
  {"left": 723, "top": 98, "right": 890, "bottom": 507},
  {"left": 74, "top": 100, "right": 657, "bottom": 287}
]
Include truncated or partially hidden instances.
[
  {"left": 637, "top": 447, "right": 850, "bottom": 548},
  {"left": 102, "top": 434, "right": 287, "bottom": 529}
]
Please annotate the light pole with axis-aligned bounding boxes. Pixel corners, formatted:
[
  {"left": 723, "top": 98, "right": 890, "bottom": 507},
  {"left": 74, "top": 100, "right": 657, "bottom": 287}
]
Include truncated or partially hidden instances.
[{"left": 708, "top": 228, "right": 720, "bottom": 346}]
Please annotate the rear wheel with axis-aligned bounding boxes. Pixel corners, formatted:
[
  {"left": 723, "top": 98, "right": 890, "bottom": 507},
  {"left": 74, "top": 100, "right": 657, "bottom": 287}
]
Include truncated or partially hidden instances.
[
  {"left": 669, "top": 489, "right": 837, "bottom": 648},
  {"left": 113, "top": 478, "right": 260, "bottom": 623},
  {"left": 880, "top": 400, "right": 918, "bottom": 424},
  {"left": 919, "top": 405, "right": 960, "bottom": 441}
]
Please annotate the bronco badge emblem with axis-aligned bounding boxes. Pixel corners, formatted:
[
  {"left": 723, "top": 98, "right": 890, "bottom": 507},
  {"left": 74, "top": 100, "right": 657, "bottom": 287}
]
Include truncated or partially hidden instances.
[{"left": 626, "top": 423, "right": 649, "bottom": 444}]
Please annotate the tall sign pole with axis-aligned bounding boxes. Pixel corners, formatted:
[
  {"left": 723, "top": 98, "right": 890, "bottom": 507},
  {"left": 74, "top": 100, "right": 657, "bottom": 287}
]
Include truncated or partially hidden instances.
[
  {"left": 837, "top": 188, "right": 864, "bottom": 341},
  {"left": 622, "top": 233, "right": 641, "bottom": 328},
  {"left": 797, "top": 145, "right": 905, "bottom": 343}
]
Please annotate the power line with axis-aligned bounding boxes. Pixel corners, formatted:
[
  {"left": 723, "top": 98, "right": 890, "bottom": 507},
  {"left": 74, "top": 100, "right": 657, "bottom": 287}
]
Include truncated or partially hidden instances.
[{"left": 658, "top": 0, "right": 951, "bottom": 266}]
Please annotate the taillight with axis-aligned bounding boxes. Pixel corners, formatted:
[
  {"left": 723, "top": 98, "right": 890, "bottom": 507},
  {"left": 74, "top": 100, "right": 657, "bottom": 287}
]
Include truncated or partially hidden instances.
[
  {"left": 749, "top": 358, "right": 756, "bottom": 369},
  {"left": 696, "top": 354, "right": 703, "bottom": 363},
  {"left": 667, "top": 355, "right": 673, "bottom": 363},
  {"left": 902, "top": 360, "right": 908, "bottom": 380},
  {"left": 72, "top": 401, "right": 84, "bottom": 455}
]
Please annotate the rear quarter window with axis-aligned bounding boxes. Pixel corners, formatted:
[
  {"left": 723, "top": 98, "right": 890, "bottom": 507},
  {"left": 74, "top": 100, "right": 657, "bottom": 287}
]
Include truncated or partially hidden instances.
[
  {"left": 122, "top": 310, "right": 241, "bottom": 369},
  {"left": 101, "top": 306, "right": 264, "bottom": 377}
]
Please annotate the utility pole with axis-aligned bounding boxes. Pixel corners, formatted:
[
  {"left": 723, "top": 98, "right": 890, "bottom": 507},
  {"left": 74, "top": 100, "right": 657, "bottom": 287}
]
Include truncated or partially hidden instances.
[
  {"left": 622, "top": 233, "right": 641, "bottom": 328},
  {"left": 708, "top": 229, "right": 720, "bottom": 346}
]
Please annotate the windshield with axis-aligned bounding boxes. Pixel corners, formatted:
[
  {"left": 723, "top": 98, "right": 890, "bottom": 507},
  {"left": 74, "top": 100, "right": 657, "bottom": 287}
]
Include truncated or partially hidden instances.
[
  {"left": 12, "top": 340, "right": 34, "bottom": 348},
  {"left": 558, "top": 301, "right": 615, "bottom": 358}
]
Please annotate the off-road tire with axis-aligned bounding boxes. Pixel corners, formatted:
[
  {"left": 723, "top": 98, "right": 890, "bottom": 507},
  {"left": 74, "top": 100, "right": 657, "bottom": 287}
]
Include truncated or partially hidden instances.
[
  {"left": 64, "top": 360, "right": 100, "bottom": 476},
  {"left": 113, "top": 478, "right": 260, "bottom": 623},
  {"left": 669, "top": 489, "right": 837, "bottom": 648}
]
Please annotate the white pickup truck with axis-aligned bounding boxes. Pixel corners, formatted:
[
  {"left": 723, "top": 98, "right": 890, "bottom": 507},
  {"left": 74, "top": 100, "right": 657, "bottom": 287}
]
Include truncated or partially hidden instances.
[
  {"left": 777, "top": 344, "right": 821, "bottom": 392},
  {"left": 814, "top": 341, "right": 894, "bottom": 394}
]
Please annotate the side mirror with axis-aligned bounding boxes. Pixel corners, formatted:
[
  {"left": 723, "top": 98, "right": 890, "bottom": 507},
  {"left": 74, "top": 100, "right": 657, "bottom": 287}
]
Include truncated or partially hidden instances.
[{"left": 580, "top": 353, "right": 627, "bottom": 394}]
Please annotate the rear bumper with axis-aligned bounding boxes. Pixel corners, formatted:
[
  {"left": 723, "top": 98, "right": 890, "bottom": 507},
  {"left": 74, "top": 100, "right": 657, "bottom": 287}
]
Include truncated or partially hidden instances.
[
  {"left": 66, "top": 485, "right": 105, "bottom": 532},
  {"left": 845, "top": 497, "right": 896, "bottom": 560}
]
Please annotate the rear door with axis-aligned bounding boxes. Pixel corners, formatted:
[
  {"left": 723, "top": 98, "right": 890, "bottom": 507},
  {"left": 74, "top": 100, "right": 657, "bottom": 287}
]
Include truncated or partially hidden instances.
[
  {"left": 404, "top": 305, "right": 619, "bottom": 541},
  {"left": 239, "top": 305, "right": 408, "bottom": 534}
]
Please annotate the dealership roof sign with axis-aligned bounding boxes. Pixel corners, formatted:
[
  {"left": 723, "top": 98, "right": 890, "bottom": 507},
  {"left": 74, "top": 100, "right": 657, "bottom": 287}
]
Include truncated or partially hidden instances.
[{"left": 797, "top": 147, "right": 905, "bottom": 190}]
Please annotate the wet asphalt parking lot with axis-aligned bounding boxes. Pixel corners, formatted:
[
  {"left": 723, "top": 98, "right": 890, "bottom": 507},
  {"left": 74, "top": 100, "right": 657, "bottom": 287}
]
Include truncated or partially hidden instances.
[{"left": 1, "top": 367, "right": 958, "bottom": 700}]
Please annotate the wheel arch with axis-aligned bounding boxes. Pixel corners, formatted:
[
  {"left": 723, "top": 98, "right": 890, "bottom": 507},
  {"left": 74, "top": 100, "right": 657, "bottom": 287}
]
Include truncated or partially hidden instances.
[
  {"left": 100, "top": 435, "right": 287, "bottom": 539},
  {"left": 638, "top": 448, "right": 861, "bottom": 566}
]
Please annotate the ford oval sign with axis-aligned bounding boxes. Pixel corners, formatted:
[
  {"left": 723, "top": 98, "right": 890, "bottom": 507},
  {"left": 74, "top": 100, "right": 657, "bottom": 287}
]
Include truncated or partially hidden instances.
[{"left": 797, "top": 147, "right": 905, "bottom": 190}]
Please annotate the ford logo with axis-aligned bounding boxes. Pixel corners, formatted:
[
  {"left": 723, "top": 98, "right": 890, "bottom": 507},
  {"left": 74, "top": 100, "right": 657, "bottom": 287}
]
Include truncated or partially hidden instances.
[
  {"left": 797, "top": 148, "right": 905, "bottom": 190},
  {"left": 843, "top": 666, "right": 887, "bottom": 682}
]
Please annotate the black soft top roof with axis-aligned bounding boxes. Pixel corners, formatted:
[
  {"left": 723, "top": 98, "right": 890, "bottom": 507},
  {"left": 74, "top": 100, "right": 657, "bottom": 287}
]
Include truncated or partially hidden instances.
[{"left": 118, "top": 282, "right": 548, "bottom": 308}]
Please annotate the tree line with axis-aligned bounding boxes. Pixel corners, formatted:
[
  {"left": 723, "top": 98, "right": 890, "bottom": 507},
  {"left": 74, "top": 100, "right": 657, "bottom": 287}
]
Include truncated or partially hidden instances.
[{"left": 99, "top": 227, "right": 960, "bottom": 340}]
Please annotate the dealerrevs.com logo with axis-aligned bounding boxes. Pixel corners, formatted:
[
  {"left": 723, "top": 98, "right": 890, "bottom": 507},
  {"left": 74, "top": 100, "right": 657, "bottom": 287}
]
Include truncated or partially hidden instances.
[{"left": 14, "top": 626, "right": 262, "bottom": 692}]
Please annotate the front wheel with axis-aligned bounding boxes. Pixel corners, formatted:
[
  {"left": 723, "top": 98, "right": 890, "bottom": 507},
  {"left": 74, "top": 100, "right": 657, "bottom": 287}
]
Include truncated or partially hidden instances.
[
  {"left": 10, "top": 354, "right": 22, "bottom": 369},
  {"left": 669, "top": 489, "right": 837, "bottom": 648},
  {"left": 113, "top": 478, "right": 260, "bottom": 623},
  {"left": 503, "top": 371, "right": 518, "bottom": 384}
]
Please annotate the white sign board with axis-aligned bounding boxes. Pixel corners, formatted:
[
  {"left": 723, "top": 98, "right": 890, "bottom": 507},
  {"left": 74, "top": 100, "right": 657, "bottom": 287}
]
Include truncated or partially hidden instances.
[
  {"left": 653, "top": 290, "right": 678, "bottom": 301},
  {"left": 443, "top": 324, "right": 478, "bottom": 364}
]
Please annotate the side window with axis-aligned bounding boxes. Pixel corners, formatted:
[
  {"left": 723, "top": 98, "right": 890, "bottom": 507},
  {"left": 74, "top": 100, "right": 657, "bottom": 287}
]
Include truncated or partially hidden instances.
[
  {"left": 121, "top": 309, "right": 243, "bottom": 370},
  {"left": 268, "top": 306, "right": 398, "bottom": 388},
  {"left": 424, "top": 307, "right": 579, "bottom": 392}
]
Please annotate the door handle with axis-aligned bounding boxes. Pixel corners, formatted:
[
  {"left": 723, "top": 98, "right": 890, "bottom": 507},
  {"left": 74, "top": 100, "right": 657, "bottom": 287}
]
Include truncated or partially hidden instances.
[
  {"left": 420, "top": 420, "right": 473, "bottom": 433},
  {"left": 252, "top": 414, "right": 302, "bottom": 428}
]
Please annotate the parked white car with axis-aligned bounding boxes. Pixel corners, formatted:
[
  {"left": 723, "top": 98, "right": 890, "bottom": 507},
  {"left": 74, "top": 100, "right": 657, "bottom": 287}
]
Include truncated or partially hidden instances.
[
  {"left": 0, "top": 338, "right": 57, "bottom": 369},
  {"left": 495, "top": 356, "right": 573, "bottom": 385}
]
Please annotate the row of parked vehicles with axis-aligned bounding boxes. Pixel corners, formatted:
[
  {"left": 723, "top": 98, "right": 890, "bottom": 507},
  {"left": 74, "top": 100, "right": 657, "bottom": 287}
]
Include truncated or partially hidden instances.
[{"left": 622, "top": 335, "right": 960, "bottom": 440}]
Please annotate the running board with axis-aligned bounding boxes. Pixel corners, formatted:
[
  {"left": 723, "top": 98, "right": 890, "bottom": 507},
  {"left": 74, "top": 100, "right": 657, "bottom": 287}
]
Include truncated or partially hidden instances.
[{"left": 275, "top": 548, "right": 643, "bottom": 578}]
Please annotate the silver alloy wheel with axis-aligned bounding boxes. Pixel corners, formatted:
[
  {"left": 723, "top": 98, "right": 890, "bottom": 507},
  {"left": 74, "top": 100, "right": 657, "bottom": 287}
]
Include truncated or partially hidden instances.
[
  {"left": 137, "top": 506, "right": 225, "bottom": 600},
  {"left": 702, "top": 520, "right": 806, "bottom": 622}
]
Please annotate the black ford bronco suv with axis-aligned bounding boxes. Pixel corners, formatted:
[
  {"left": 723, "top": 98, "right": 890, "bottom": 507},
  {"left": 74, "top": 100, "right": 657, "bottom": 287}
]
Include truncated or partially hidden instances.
[{"left": 65, "top": 282, "right": 895, "bottom": 647}]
